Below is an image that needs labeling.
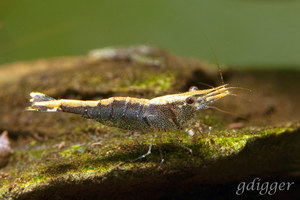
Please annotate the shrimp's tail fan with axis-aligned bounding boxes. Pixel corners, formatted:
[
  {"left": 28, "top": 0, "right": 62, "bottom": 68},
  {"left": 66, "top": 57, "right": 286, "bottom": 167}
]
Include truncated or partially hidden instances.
[{"left": 26, "top": 92, "right": 62, "bottom": 112}]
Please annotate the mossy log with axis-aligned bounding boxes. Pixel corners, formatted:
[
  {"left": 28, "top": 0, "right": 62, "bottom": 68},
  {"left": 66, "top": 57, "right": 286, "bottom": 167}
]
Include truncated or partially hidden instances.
[{"left": 0, "top": 46, "right": 299, "bottom": 199}]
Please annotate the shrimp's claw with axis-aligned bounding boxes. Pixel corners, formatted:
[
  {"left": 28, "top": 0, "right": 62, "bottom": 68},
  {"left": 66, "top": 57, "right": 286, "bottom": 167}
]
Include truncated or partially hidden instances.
[{"left": 27, "top": 92, "right": 62, "bottom": 112}]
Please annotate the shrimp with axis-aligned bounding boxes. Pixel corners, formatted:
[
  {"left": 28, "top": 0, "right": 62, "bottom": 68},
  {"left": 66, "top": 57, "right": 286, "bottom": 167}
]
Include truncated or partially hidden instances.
[{"left": 26, "top": 85, "right": 230, "bottom": 132}]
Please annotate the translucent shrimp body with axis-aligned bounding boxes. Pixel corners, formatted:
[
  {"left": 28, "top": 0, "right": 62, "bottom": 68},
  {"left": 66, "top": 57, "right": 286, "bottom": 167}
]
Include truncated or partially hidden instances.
[{"left": 27, "top": 85, "right": 230, "bottom": 132}]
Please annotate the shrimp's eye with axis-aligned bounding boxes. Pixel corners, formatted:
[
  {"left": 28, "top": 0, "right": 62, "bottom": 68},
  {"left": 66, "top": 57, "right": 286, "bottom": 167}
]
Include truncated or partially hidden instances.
[
  {"left": 185, "top": 97, "right": 195, "bottom": 104},
  {"left": 189, "top": 86, "right": 198, "bottom": 91}
]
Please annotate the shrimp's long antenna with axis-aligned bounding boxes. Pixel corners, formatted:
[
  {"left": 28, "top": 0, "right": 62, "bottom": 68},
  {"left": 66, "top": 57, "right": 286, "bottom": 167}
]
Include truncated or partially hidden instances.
[
  {"left": 226, "top": 93, "right": 251, "bottom": 103},
  {"left": 196, "top": 81, "right": 215, "bottom": 89},
  {"left": 206, "top": 106, "right": 243, "bottom": 118},
  {"left": 227, "top": 87, "right": 252, "bottom": 92},
  {"left": 200, "top": 30, "right": 224, "bottom": 85}
]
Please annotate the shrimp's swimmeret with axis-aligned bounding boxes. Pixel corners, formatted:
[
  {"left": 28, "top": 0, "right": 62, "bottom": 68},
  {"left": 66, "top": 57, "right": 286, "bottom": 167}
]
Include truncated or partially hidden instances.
[{"left": 27, "top": 85, "right": 230, "bottom": 132}]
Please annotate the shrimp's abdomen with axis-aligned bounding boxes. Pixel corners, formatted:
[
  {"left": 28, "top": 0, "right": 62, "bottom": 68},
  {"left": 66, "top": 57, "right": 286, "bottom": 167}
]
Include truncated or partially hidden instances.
[
  {"left": 92, "top": 97, "right": 179, "bottom": 132},
  {"left": 92, "top": 97, "right": 150, "bottom": 131}
]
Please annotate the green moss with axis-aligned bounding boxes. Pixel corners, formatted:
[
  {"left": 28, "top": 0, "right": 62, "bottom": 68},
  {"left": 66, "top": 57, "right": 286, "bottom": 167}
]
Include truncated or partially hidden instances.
[
  {"left": 200, "top": 135, "right": 249, "bottom": 159},
  {"left": 131, "top": 73, "right": 175, "bottom": 92},
  {"left": 0, "top": 123, "right": 299, "bottom": 198},
  {"left": 29, "top": 140, "right": 37, "bottom": 147},
  {"left": 60, "top": 144, "right": 85, "bottom": 158}
]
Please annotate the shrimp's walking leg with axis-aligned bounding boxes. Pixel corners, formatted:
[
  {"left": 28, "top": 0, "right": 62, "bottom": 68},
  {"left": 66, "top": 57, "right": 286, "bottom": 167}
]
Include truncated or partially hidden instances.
[
  {"left": 133, "top": 135, "right": 154, "bottom": 162},
  {"left": 156, "top": 133, "right": 165, "bottom": 164},
  {"left": 170, "top": 138, "right": 193, "bottom": 155},
  {"left": 117, "top": 136, "right": 154, "bottom": 167},
  {"left": 177, "top": 142, "right": 193, "bottom": 155},
  {"left": 158, "top": 145, "right": 165, "bottom": 164}
]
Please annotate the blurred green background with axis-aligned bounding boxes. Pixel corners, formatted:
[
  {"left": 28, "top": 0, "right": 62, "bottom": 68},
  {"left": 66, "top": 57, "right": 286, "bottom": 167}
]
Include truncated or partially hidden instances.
[{"left": 1, "top": 0, "right": 300, "bottom": 68}]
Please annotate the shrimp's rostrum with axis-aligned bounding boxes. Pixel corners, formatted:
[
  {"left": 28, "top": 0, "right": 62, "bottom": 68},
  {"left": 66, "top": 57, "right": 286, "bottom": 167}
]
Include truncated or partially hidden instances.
[{"left": 27, "top": 85, "right": 230, "bottom": 132}]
